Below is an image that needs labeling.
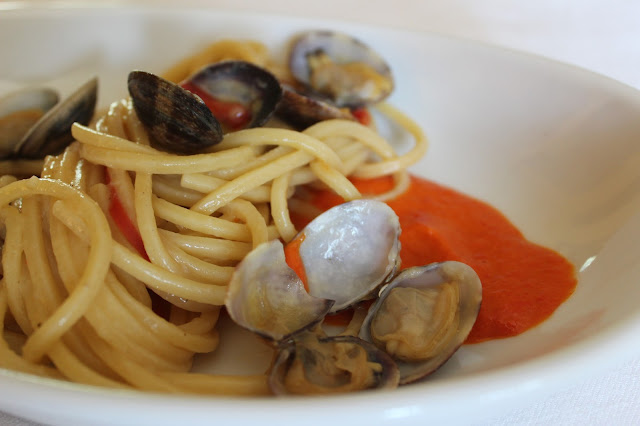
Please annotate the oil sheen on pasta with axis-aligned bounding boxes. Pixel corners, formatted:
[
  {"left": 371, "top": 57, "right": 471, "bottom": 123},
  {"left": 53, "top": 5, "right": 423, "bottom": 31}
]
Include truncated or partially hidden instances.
[{"left": 301, "top": 175, "right": 578, "bottom": 343}]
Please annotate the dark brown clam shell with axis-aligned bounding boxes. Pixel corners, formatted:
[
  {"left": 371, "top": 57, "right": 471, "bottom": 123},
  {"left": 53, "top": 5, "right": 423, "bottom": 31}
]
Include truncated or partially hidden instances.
[
  {"left": 275, "top": 84, "right": 355, "bottom": 130},
  {"left": 128, "top": 70, "right": 223, "bottom": 155},
  {"left": 183, "top": 61, "right": 282, "bottom": 132}
]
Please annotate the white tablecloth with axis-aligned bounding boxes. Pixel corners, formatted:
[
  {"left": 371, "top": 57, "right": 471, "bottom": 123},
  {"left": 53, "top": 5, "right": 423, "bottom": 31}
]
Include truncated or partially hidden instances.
[{"left": 1, "top": 0, "right": 639, "bottom": 424}]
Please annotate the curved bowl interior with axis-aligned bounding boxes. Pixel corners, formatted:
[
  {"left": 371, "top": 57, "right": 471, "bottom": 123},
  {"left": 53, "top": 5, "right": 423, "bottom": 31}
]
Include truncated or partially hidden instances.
[{"left": 1, "top": 5, "right": 640, "bottom": 426}]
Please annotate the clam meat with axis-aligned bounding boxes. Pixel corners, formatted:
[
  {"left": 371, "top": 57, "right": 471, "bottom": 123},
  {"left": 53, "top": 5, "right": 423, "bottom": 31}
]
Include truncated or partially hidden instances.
[
  {"left": 359, "top": 261, "right": 482, "bottom": 384},
  {"left": 288, "top": 30, "right": 394, "bottom": 108},
  {"left": 269, "top": 331, "right": 399, "bottom": 395}
]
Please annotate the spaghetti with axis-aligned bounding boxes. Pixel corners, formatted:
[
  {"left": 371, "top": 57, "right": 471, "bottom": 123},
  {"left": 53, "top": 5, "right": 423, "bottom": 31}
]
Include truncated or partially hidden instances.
[{"left": 0, "top": 37, "right": 427, "bottom": 394}]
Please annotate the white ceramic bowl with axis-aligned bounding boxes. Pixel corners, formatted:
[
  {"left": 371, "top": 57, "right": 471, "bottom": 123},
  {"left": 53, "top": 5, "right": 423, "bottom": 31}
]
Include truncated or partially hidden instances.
[{"left": 1, "top": 5, "right": 640, "bottom": 426}]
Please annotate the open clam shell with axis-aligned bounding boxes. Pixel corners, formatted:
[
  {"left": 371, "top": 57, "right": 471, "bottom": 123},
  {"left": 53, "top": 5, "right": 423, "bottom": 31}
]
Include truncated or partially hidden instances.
[
  {"left": 288, "top": 30, "right": 394, "bottom": 108},
  {"left": 269, "top": 333, "right": 399, "bottom": 395},
  {"left": 0, "top": 87, "right": 59, "bottom": 158},
  {"left": 292, "top": 199, "right": 401, "bottom": 313},
  {"left": 359, "top": 261, "right": 482, "bottom": 384},
  {"left": 0, "top": 87, "right": 58, "bottom": 118},
  {"left": 275, "top": 84, "right": 355, "bottom": 130},
  {"left": 181, "top": 60, "right": 282, "bottom": 132},
  {"left": 9, "top": 78, "right": 97, "bottom": 159},
  {"left": 224, "top": 240, "right": 334, "bottom": 342}
]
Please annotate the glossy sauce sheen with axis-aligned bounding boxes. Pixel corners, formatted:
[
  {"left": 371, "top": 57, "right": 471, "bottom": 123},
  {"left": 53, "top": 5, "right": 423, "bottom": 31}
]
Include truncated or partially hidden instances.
[{"left": 305, "top": 175, "right": 577, "bottom": 343}]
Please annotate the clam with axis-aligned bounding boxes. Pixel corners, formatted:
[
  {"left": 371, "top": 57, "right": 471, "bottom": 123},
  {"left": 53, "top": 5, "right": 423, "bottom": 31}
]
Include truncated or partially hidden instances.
[
  {"left": 225, "top": 199, "right": 479, "bottom": 393},
  {"left": 224, "top": 199, "right": 402, "bottom": 394},
  {"left": 275, "top": 84, "right": 355, "bottom": 130},
  {"left": 0, "top": 78, "right": 97, "bottom": 159},
  {"left": 288, "top": 30, "right": 394, "bottom": 108},
  {"left": 290, "top": 199, "right": 401, "bottom": 312},
  {"left": 128, "top": 71, "right": 223, "bottom": 155},
  {"left": 224, "top": 239, "right": 334, "bottom": 342},
  {"left": 269, "top": 331, "right": 399, "bottom": 395},
  {"left": 0, "top": 87, "right": 58, "bottom": 158},
  {"left": 128, "top": 62, "right": 283, "bottom": 154},
  {"left": 0, "top": 87, "right": 58, "bottom": 118},
  {"left": 359, "top": 261, "right": 482, "bottom": 384},
  {"left": 180, "top": 61, "right": 282, "bottom": 133}
]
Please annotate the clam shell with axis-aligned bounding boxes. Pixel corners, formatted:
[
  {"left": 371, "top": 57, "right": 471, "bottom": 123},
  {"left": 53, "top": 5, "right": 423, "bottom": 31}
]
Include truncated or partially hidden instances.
[
  {"left": 0, "top": 87, "right": 59, "bottom": 158},
  {"left": 128, "top": 71, "right": 223, "bottom": 154},
  {"left": 275, "top": 84, "right": 355, "bottom": 130},
  {"left": 296, "top": 199, "right": 401, "bottom": 313},
  {"left": 359, "top": 261, "right": 482, "bottom": 384},
  {"left": 269, "top": 334, "right": 399, "bottom": 395},
  {"left": 288, "top": 30, "right": 394, "bottom": 107},
  {"left": 0, "top": 86, "right": 58, "bottom": 118},
  {"left": 13, "top": 78, "right": 97, "bottom": 159},
  {"left": 183, "top": 61, "right": 282, "bottom": 132},
  {"left": 224, "top": 239, "right": 334, "bottom": 342}
]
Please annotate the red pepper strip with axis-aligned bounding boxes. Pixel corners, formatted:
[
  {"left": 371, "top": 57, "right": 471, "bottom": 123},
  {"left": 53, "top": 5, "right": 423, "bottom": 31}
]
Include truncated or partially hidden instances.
[
  {"left": 283, "top": 233, "right": 309, "bottom": 292},
  {"left": 180, "top": 81, "right": 252, "bottom": 131},
  {"left": 351, "top": 107, "right": 372, "bottom": 126},
  {"left": 104, "top": 169, "right": 149, "bottom": 260}
]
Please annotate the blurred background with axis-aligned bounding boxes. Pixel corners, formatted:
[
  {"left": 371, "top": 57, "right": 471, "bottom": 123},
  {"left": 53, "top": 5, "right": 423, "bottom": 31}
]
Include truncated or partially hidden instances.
[{"left": 116, "top": 0, "right": 640, "bottom": 89}]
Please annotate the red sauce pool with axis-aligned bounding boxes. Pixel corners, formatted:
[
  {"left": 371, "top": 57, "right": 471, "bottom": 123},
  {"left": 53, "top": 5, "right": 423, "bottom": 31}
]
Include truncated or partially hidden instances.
[{"left": 300, "top": 175, "right": 577, "bottom": 343}]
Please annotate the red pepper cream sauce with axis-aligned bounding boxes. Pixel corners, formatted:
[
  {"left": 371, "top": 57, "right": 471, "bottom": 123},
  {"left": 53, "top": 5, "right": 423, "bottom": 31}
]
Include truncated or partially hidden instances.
[{"left": 295, "top": 175, "right": 577, "bottom": 343}]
